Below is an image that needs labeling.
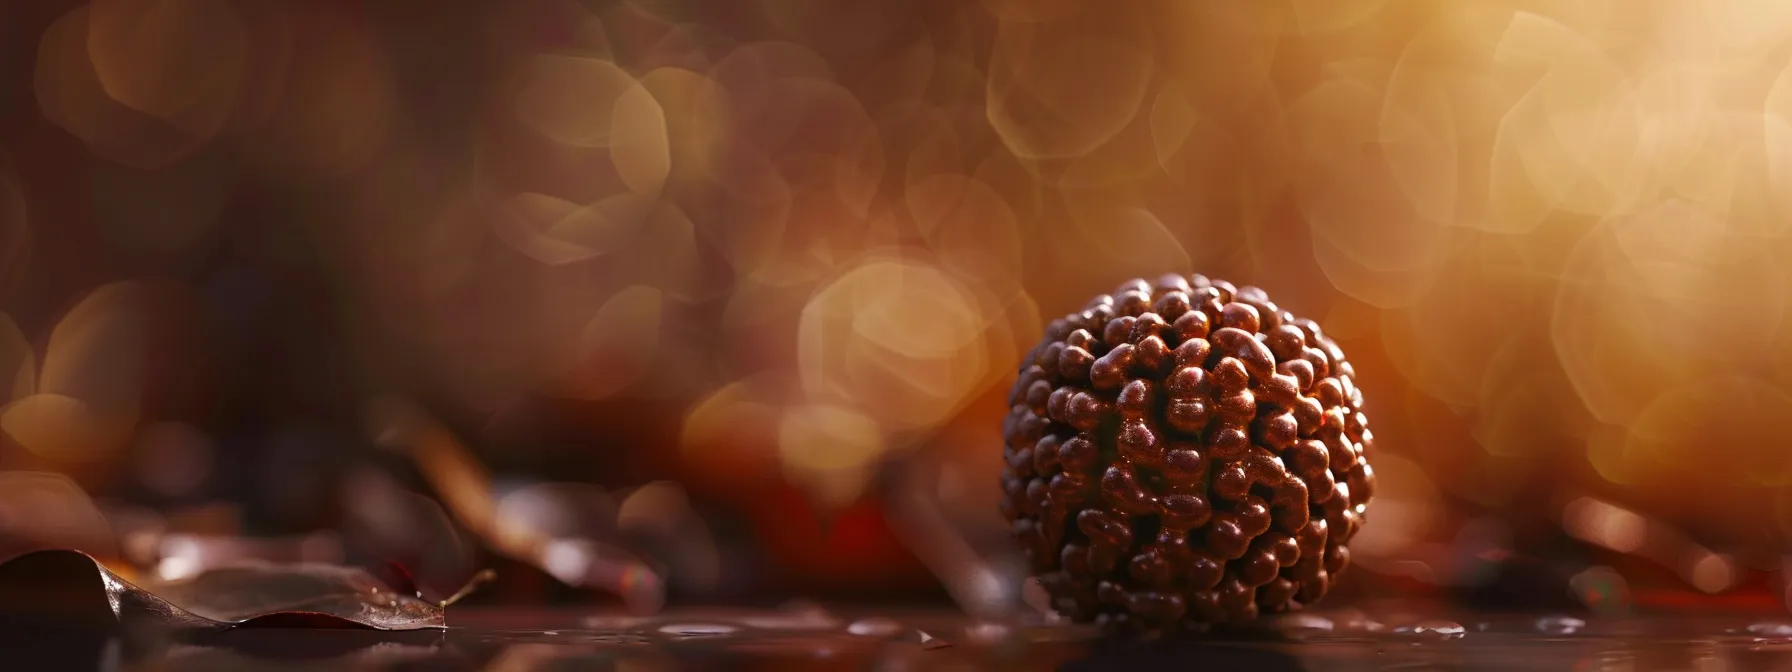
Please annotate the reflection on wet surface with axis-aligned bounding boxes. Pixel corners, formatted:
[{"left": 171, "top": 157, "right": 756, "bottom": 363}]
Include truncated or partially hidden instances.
[{"left": 16, "top": 605, "right": 1792, "bottom": 670}]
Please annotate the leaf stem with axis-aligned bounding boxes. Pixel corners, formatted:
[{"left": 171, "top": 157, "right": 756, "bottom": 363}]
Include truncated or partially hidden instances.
[{"left": 440, "top": 568, "right": 497, "bottom": 608}]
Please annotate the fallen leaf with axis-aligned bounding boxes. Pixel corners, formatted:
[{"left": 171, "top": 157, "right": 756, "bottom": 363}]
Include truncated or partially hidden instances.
[{"left": 0, "top": 549, "right": 446, "bottom": 632}]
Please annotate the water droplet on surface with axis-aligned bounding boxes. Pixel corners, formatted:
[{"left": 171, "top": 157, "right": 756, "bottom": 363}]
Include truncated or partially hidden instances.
[
  {"left": 1273, "top": 613, "right": 1335, "bottom": 640},
  {"left": 583, "top": 614, "right": 652, "bottom": 630},
  {"left": 893, "top": 628, "right": 950, "bottom": 649},
  {"left": 1277, "top": 613, "right": 1335, "bottom": 631},
  {"left": 658, "top": 623, "right": 738, "bottom": 637},
  {"left": 591, "top": 633, "right": 650, "bottom": 646},
  {"left": 1327, "top": 609, "right": 1386, "bottom": 634},
  {"left": 848, "top": 617, "right": 902, "bottom": 637},
  {"left": 1536, "top": 616, "right": 1585, "bottom": 635},
  {"left": 779, "top": 598, "right": 834, "bottom": 617},
  {"left": 964, "top": 621, "right": 1013, "bottom": 645},
  {"left": 740, "top": 599, "right": 839, "bottom": 629},
  {"left": 542, "top": 630, "right": 558, "bottom": 636},
  {"left": 1392, "top": 620, "right": 1466, "bottom": 640},
  {"left": 1749, "top": 622, "right": 1792, "bottom": 638}
]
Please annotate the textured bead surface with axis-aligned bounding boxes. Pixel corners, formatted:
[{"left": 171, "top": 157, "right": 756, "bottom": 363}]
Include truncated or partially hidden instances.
[{"left": 1002, "top": 275, "right": 1375, "bottom": 629}]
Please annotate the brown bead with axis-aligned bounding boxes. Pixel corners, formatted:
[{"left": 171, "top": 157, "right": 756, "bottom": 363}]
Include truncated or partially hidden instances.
[
  {"left": 1116, "top": 290, "right": 1151, "bottom": 317},
  {"left": 1153, "top": 291, "right": 1193, "bottom": 322},
  {"left": 1219, "top": 302, "right": 1262, "bottom": 333},
  {"left": 1271, "top": 536, "right": 1301, "bottom": 567},
  {"left": 1026, "top": 379, "right": 1053, "bottom": 414},
  {"left": 1057, "top": 436, "right": 1099, "bottom": 472},
  {"left": 1187, "top": 554, "right": 1225, "bottom": 591},
  {"left": 1238, "top": 548, "right": 1280, "bottom": 587},
  {"left": 1153, "top": 273, "right": 1192, "bottom": 295},
  {"left": 1278, "top": 358, "right": 1315, "bottom": 392},
  {"left": 1207, "top": 278, "right": 1237, "bottom": 303},
  {"left": 1163, "top": 445, "right": 1208, "bottom": 483},
  {"left": 1165, "top": 398, "right": 1212, "bottom": 434},
  {"left": 1128, "top": 550, "right": 1175, "bottom": 587},
  {"left": 1117, "top": 279, "right": 1153, "bottom": 296},
  {"left": 1257, "top": 578, "right": 1298, "bottom": 611},
  {"left": 1292, "top": 396, "right": 1324, "bottom": 436},
  {"left": 1212, "top": 357, "right": 1250, "bottom": 392},
  {"left": 1211, "top": 327, "right": 1276, "bottom": 380},
  {"left": 1302, "top": 347, "right": 1332, "bottom": 379},
  {"left": 1207, "top": 426, "right": 1250, "bottom": 460},
  {"left": 1216, "top": 389, "right": 1257, "bottom": 424},
  {"left": 1077, "top": 508, "right": 1132, "bottom": 548},
  {"left": 1127, "top": 592, "right": 1187, "bottom": 624},
  {"left": 1133, "top": 335, "right": 1173, "bottom": 374},
  {"left": 1130, "top": 313, "right": 1171, "bottom": 344},
  {"left": 1103, "top": 316, "right": 1136, "bottom": 349},
  {"left": 1164, "top": 365, "right": 1207, "bottom": 398},
  {"left": 1159, "top": 492, "right": 1212, "bottom": 530},
  {"left": 1116, "top": 420, "right": 1161, "bottom": 467},
  {"left": 1046, "top": 386, "right": 1074, "bottom": 422},
  {"left": 1297, "top": 518, "right": 1329, "bottom": 555},
  {"left": 1089, "top": 344, "right": 1134, "bottom": 391},
  {"left": 1100, "top": 466, "right": 1158, "bottom": 514},
  {"left": 1000, "top": 276, "right": 1374, "bottom": 630},
  {"left": 1286, "top": 439, "right": 1330, "bottom": 481},
  {"left": 1050, "top": 472, "right": 1096, "bottom": 505},
  {"left": 1059, "top": 345, "right": 1096, "bottom": 382},
  {"left": 1266, "top": 325, "right": 1306, "bottom": 362},
  {"left": 1065, "top": 328, "right": 1097, "bottom": 350},
  {"left": 1007, "top": 446, "right": 1035, "bottom": 475},
  {"left": 1172, "top": 310, "right": 1211, "bottom": 342},
  {"left": 1218, "top": 576, "right": 1254, "bottom": 616},
  {"left": 1206, "top": 518, "right": 1251, "bottom": 560},
  {"left": 1235, "top": 497, "right": 1273, "bottom": 537},
  {"left": 1188, "top": 590, "right": 1224, "bottom": 621},
  {"left": 1064, "top": 391, "right": 1112, "bottom": 432},
  {"left": 1256, "top": 372, "right": 1302, "bottom": 409},
  {"left": 1253, "top": 411, "right": 1299, "bottom": 451},
  {"left": 1117, "top": 379, "right": 1157, "bottom": 419},
  {"left": 1033, "top": 435, "right": 1062, "bottom": 473}
]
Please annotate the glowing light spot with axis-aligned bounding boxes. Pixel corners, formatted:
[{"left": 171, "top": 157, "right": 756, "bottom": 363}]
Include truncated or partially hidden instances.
[
  {"left": 563, "top": 285, "right": 664, "bottom": 401},
  {"left": 87, "top": 0, "right": 248, "bottom": 139},
  {"left": 778, "top": 404, "right": 885, "bottom": 507},
  {"left": 494, "top": 192, "right": 656, "bottom": 266},
  {"left": 0, "top": 315, "right": 33, "bottom": 404},
  {"left": 35, "top": 7, "right": 205, "bottom": 168},
  {"left": 238, "top": 4, "right": 394, "bottom": 181},
  {"left": 986, "top": 19, "right": 1154, "bottom": 160},
  {"left": 1689, "top": 553, "right": 1734, "bottom": 594},
  {"left": 1349, "top": 453, "right": 1442, "bottom": 558},
  {"left": 0, "top": 167, "right": 29, "bottom": 299},
  {"left": 515, "top": 54, "right": 639, "bottom": 149},
  {"left": 1563, "top": 497, "right": 1646, "bottom": 553},
  {"left": 797, "top": 258, "right": 993, "bottom": 431}
]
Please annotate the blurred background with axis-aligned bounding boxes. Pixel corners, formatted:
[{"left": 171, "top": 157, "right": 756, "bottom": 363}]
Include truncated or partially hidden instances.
[{"left": 1, "top": 0, "right": 1791, "bottom": 616}]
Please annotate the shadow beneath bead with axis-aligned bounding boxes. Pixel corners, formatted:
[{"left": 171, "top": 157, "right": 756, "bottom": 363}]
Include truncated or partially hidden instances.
[
  {"left": 1058, "top": 632, "right": 1306, "bottom": 672},
  {"left": 198, "top": 626, "right": 449, "bottom": 661}
]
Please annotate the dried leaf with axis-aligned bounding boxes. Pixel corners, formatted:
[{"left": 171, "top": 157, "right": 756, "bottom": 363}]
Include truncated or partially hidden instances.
[{"left": 0, "top": 549, "right": 445, "bottom": 632}]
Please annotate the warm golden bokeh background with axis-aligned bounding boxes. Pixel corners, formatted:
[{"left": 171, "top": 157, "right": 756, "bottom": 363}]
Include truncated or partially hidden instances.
[{"left": 1, "top": 0, "right": 1790, "bottom": 608}]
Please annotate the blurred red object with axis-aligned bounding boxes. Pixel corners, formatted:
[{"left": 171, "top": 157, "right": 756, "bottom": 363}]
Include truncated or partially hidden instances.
[{"left": 751, "top": 483, "right": 934, "bottom": 594}]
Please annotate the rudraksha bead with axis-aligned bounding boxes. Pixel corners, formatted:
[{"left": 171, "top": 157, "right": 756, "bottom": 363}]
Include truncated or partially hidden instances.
[{"left": 1002, "top": 275, "right": 1375, "bottom": 628}]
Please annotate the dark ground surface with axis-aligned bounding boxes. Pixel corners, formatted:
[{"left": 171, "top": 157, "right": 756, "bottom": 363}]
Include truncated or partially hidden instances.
[{"left": 8, "top": 605, "right": 1792, "bottom": 671}]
